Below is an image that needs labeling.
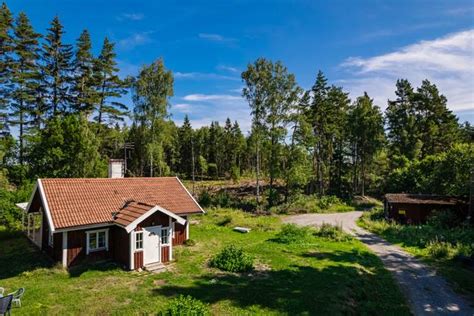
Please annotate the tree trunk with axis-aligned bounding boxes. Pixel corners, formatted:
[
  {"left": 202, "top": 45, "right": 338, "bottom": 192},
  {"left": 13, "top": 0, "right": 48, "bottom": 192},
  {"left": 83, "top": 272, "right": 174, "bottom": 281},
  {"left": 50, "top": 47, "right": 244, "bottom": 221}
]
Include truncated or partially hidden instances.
[{"left": 256, "top": 138, "right": 260, "bottom": 208}]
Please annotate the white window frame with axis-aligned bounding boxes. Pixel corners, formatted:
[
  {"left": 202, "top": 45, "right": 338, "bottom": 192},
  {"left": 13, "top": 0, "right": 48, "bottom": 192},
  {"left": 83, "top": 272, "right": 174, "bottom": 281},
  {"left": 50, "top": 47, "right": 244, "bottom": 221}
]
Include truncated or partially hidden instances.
[
  {"left": 134, "top": 231, "right": 144, "bottom": 251},
  {"left": 86, "top": 229, "right": 109, "bottom": 255},
  {"left": 48, "top": 231, "right": 54, "bottom": 247},
  {"left": 160, "top": 227, "right": 170, "bottom": 246}
]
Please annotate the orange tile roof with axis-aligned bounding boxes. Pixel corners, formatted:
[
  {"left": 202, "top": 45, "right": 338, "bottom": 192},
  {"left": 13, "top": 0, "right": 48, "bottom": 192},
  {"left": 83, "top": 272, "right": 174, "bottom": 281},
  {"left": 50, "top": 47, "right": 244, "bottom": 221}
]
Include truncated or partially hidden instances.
[
  {"left": 40, "top": 177, "right": 203, "bottom": 230},
  {"left": 114, "top": 201, "right": 154, "bottom": 228}
]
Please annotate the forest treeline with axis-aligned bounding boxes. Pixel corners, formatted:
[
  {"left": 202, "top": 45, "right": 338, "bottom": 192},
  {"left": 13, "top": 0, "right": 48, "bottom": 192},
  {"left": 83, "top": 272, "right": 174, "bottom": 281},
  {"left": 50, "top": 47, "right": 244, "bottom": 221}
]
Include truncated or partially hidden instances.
[{"left": 0, "top": 4, "right": 472, "bottom": 212}]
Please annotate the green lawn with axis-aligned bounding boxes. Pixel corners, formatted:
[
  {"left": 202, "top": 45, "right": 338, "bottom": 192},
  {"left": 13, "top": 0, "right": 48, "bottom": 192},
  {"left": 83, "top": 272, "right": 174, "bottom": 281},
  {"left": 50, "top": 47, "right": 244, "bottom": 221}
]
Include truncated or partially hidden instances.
[
  {"left": 358, "top": 208, "right": 474, "bottom": 303},
  {"left": 0, "top": 209, "right": 410, "bottom": 315}
]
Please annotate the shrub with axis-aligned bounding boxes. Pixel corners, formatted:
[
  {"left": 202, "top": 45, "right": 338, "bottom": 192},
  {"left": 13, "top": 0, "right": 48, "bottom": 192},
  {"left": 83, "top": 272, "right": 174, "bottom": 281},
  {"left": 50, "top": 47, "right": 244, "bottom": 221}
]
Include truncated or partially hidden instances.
[
  {"left": 318, "top": 195, "right": 341, "bottom": 209},
  {"left": 184, "top": 239, "right": 196, "bottom": 246},
  {"left": 314, "top": 223, "right": 352, "bottom": 242},
  {"left": 273, "top": 224, "right": 311, "bottom": 244},
  {"left": 209, "top": 245, "right": 253, "bottom": 272},
  {"left": 207, "top": 163, "right": 218, "bottom": 179},
  {"left": 427, "top": 210, "right": 464, "bottom": 229},
  {"left": 198, "top": 190, "right": 212, "bottom": 207},
  {"left": 161, "top": 295, "right": 210, "bottom": 316},
  {"left": 230, "top": 166, "right": 240, "bottom": 183},
  {"left": 426, "top": 239, "right": 452, "bottom": 259},
  {"left": 214, "top": 191, "right": 231, "bottom": 208},
  {"left": 216, "top": 215, "right": 232, "bottom": 227}
]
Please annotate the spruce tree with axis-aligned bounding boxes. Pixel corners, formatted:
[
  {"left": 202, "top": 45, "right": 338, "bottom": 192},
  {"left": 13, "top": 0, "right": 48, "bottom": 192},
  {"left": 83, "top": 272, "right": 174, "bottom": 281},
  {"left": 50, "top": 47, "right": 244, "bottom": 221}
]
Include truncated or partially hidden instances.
[
  {"left": 413, "top": 80, "right": 460, "bottom": 157},
  {"left": 42, "top": 16, "right": 73, "bottom": 115},
  {"left": 93, "top": 37, "right": 128, "bottom": 126},
  {"left": 0, "top": 2, "right": 13, "bottom": 130},
  {"left": 10, "top": 12, "right": 41, "bottom": 164},
  {"left": 386, "top": 79, "right": 421, "bottom": 163},
  {"left": 179, "top": 115, "right": 194, "bottom": 178},
  {"left": 308, "top": 70, "right": 330, "bottom": 195},
  {"left": 72, "top": 29, "right": 96, "bottom": 115}
]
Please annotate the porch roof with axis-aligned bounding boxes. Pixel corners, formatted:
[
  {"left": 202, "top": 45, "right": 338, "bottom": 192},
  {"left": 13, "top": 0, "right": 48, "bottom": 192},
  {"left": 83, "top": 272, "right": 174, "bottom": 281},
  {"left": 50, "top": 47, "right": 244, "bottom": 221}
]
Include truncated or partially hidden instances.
[{"left": 114, "top": 201, "right": 187, "bottom": 233}]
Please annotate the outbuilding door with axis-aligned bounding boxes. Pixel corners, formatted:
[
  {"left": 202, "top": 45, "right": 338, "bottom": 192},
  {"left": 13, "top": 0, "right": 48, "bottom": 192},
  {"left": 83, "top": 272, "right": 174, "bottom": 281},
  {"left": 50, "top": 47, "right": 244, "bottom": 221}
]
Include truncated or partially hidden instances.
[{"left": 143, "top": 226, "right": 161, "bottom": 265}]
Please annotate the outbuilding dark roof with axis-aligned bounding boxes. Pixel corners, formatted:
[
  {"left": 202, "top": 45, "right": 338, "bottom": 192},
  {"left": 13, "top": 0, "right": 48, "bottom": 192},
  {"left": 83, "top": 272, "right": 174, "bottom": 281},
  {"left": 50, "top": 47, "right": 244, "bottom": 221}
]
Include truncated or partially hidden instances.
[{"left": 385, "top": 193, "right": 466, "bottom": 205}]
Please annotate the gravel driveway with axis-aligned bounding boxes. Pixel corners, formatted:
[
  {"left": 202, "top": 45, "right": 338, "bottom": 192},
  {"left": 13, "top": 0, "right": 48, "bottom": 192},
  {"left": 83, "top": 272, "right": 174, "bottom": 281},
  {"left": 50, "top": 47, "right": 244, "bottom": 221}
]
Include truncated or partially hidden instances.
[{"left": 284, "top": 211, "right": 474, "bottom": 315}]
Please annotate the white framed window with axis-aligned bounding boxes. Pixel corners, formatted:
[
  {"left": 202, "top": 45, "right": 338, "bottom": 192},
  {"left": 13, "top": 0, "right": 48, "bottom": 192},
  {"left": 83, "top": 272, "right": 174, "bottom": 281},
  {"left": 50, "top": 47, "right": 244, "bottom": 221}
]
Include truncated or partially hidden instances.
[
  {"left": 48, "top": 231, "right": 54, "bottom": 247},
  {"left": 161, "top": 227, "right": 170, "bottom": 245},
  {"left": 135, "top": 231, "right": 143, "bottom": 251},
  {"left": 86, "top": 229, "right": 109, "bottom": 254}
]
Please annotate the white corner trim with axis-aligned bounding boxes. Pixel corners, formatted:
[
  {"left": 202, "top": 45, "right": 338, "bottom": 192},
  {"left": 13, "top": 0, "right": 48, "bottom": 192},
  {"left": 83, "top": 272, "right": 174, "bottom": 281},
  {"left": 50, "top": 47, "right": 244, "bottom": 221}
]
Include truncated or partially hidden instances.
[
  {"left": 37, "top": 179, "right": 56, "bottom": 232},
  {"left": 124, "top": 205, "right": 186, "bottom": 233},
  {"left": 129, "top": 233, "right": 134, "bottom": 270},
  {"left": 169, "top": 217, "right": 173, "bottom": 261},
  {"left": 175, "top": 177, "right": 206, "bottom": 214},
  {"left": 62, "top": 231, "right": 68, "bottom": 267}
]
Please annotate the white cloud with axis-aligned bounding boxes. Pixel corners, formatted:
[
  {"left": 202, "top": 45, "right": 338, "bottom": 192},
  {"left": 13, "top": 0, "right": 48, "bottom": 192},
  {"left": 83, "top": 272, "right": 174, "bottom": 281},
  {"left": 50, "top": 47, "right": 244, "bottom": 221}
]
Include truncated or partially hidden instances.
[
  {"left": 340, "top": 29, "right": 474, "bottom": 111},
  {"left": 118, "top": 32, "right": 153, "bottom": 49},
  {"left": 174, "top": 72, "right": 239, "bottom": 81},
  {"left": 173, "top": 103, "right": 193, "bottom": 113},
  {"left": 217, "top": 65, "right": 240, "bottom": 73},
  {"left": 117, "top": 13, "right": 144, "bottom": 21},
  {"left": 198, "top": 33, "right": 237, "bottom": 43},
  {"left": 174, "top": 93, "right": 251, "bottom": 132},
  {"left": 183, "top": 94, "right": 242, "bottom": 102}
]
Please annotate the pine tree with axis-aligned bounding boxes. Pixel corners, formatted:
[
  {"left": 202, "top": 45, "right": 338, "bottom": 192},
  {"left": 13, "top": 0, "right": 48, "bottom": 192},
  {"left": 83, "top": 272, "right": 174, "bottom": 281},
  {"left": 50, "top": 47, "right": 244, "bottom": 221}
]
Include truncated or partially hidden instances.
[
  {"left": 413, "top": 80, "right": 460, "bottom": 157},
  {"left": 348, "top": 93, "right": 385, "bottom": 196},
  {"left": 93, "top": 38, "right": 128, "bottom": 126},
  {"left": 71, "top": 30, "right": 96, "bottom": 115},
  {"left": 10, "top": 12, "right": 41, "bottom": 164},
  {"left": 179, "top": 115, "right": 194, "bottom": 178},
  {"left": 42, "top": 16, "right": 73, "bottom": 116},
  {"left": 386, "top": 79, "right": 421, "bottom": 163},
  {"left": 0, "top": 2, "right": 13, "bottom": 131}
]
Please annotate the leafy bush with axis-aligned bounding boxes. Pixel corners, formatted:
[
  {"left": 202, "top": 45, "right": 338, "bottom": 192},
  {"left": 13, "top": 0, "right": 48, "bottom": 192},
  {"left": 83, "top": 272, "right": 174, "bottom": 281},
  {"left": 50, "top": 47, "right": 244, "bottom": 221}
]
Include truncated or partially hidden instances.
[
  {"left": 160, "top": 295, "right": 210, "bottom": 316},
  {"left": 426, "top": 239, "right": 452, "bottom": 259},
  {"left": 314, "top": 223, "right": 352, "bottom": 242},
  {"left": 230, "top": 166, "right": 240, "bottom": 183},
  {"left": 209, "top": 245, "right": 254, "bottom": 272},
  {"left": 216, "top": 215, "right": 232, "bottom": 227},
  {"left": 207, "top": 163, "right": 218, "bottom": 179},
  {"left": 198, "top": 190, "right": 212, "bottom": 207},
  {"left": 273, "top": 224, "right": 311, "bottom": 244},
  {"left": 184, "top": 239, "right": 196, "bottom": 246},
  {"left": 318, "top": 195, "right": 341, "bottom": 209},
  {"left": 427, "top": 210, "right": 464, "bottom": 229}
]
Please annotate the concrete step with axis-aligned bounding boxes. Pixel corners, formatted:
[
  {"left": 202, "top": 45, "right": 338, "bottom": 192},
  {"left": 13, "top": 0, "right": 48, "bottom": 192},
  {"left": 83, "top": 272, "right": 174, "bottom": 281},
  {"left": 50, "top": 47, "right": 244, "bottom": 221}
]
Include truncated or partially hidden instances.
[{"left": 144, "top": 262, "right": 166, "bottom": 273}]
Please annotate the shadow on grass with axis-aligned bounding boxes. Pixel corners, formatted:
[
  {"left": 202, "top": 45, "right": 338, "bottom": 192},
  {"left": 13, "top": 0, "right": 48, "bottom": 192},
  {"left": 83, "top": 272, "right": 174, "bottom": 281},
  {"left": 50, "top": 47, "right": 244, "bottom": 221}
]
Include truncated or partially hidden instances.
[
  {"left": 0, "top": 233, "right": 53, "bottom": 279},
  {"left": 153, "top": 253, "right": 410, "bottom": 315},
  {"left": 68, "top": 261, "right": 126, "bottom": 278}
]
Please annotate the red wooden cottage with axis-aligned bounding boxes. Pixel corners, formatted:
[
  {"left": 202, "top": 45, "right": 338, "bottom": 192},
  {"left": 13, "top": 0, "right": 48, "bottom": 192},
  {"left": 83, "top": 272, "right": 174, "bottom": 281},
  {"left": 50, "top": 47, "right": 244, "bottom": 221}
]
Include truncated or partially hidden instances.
[{"left": 20, "top": 177, "right": 204, "bottom": 270}]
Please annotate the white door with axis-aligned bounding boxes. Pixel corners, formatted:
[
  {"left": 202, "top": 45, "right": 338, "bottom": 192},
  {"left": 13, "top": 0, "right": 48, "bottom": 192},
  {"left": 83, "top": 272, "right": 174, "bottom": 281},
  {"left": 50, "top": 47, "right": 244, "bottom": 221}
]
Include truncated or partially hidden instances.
[{"left": 143, "top": 226, "right": 161, "bottom": 264}]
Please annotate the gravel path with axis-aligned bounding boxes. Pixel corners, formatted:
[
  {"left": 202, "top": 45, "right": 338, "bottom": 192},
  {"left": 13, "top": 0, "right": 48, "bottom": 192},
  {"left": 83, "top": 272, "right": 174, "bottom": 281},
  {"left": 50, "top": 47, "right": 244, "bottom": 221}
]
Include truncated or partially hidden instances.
[{"left": 284, "top": 212, "right": 474, "bottom": 315}]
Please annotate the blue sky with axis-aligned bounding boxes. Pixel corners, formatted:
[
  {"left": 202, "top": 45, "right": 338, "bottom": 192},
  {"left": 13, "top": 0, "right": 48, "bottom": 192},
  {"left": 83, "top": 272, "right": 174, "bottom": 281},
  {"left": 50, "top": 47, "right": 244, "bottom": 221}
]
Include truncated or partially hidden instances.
[{"left": 9, "top": 0, "right": 474, "bottom": 131}]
